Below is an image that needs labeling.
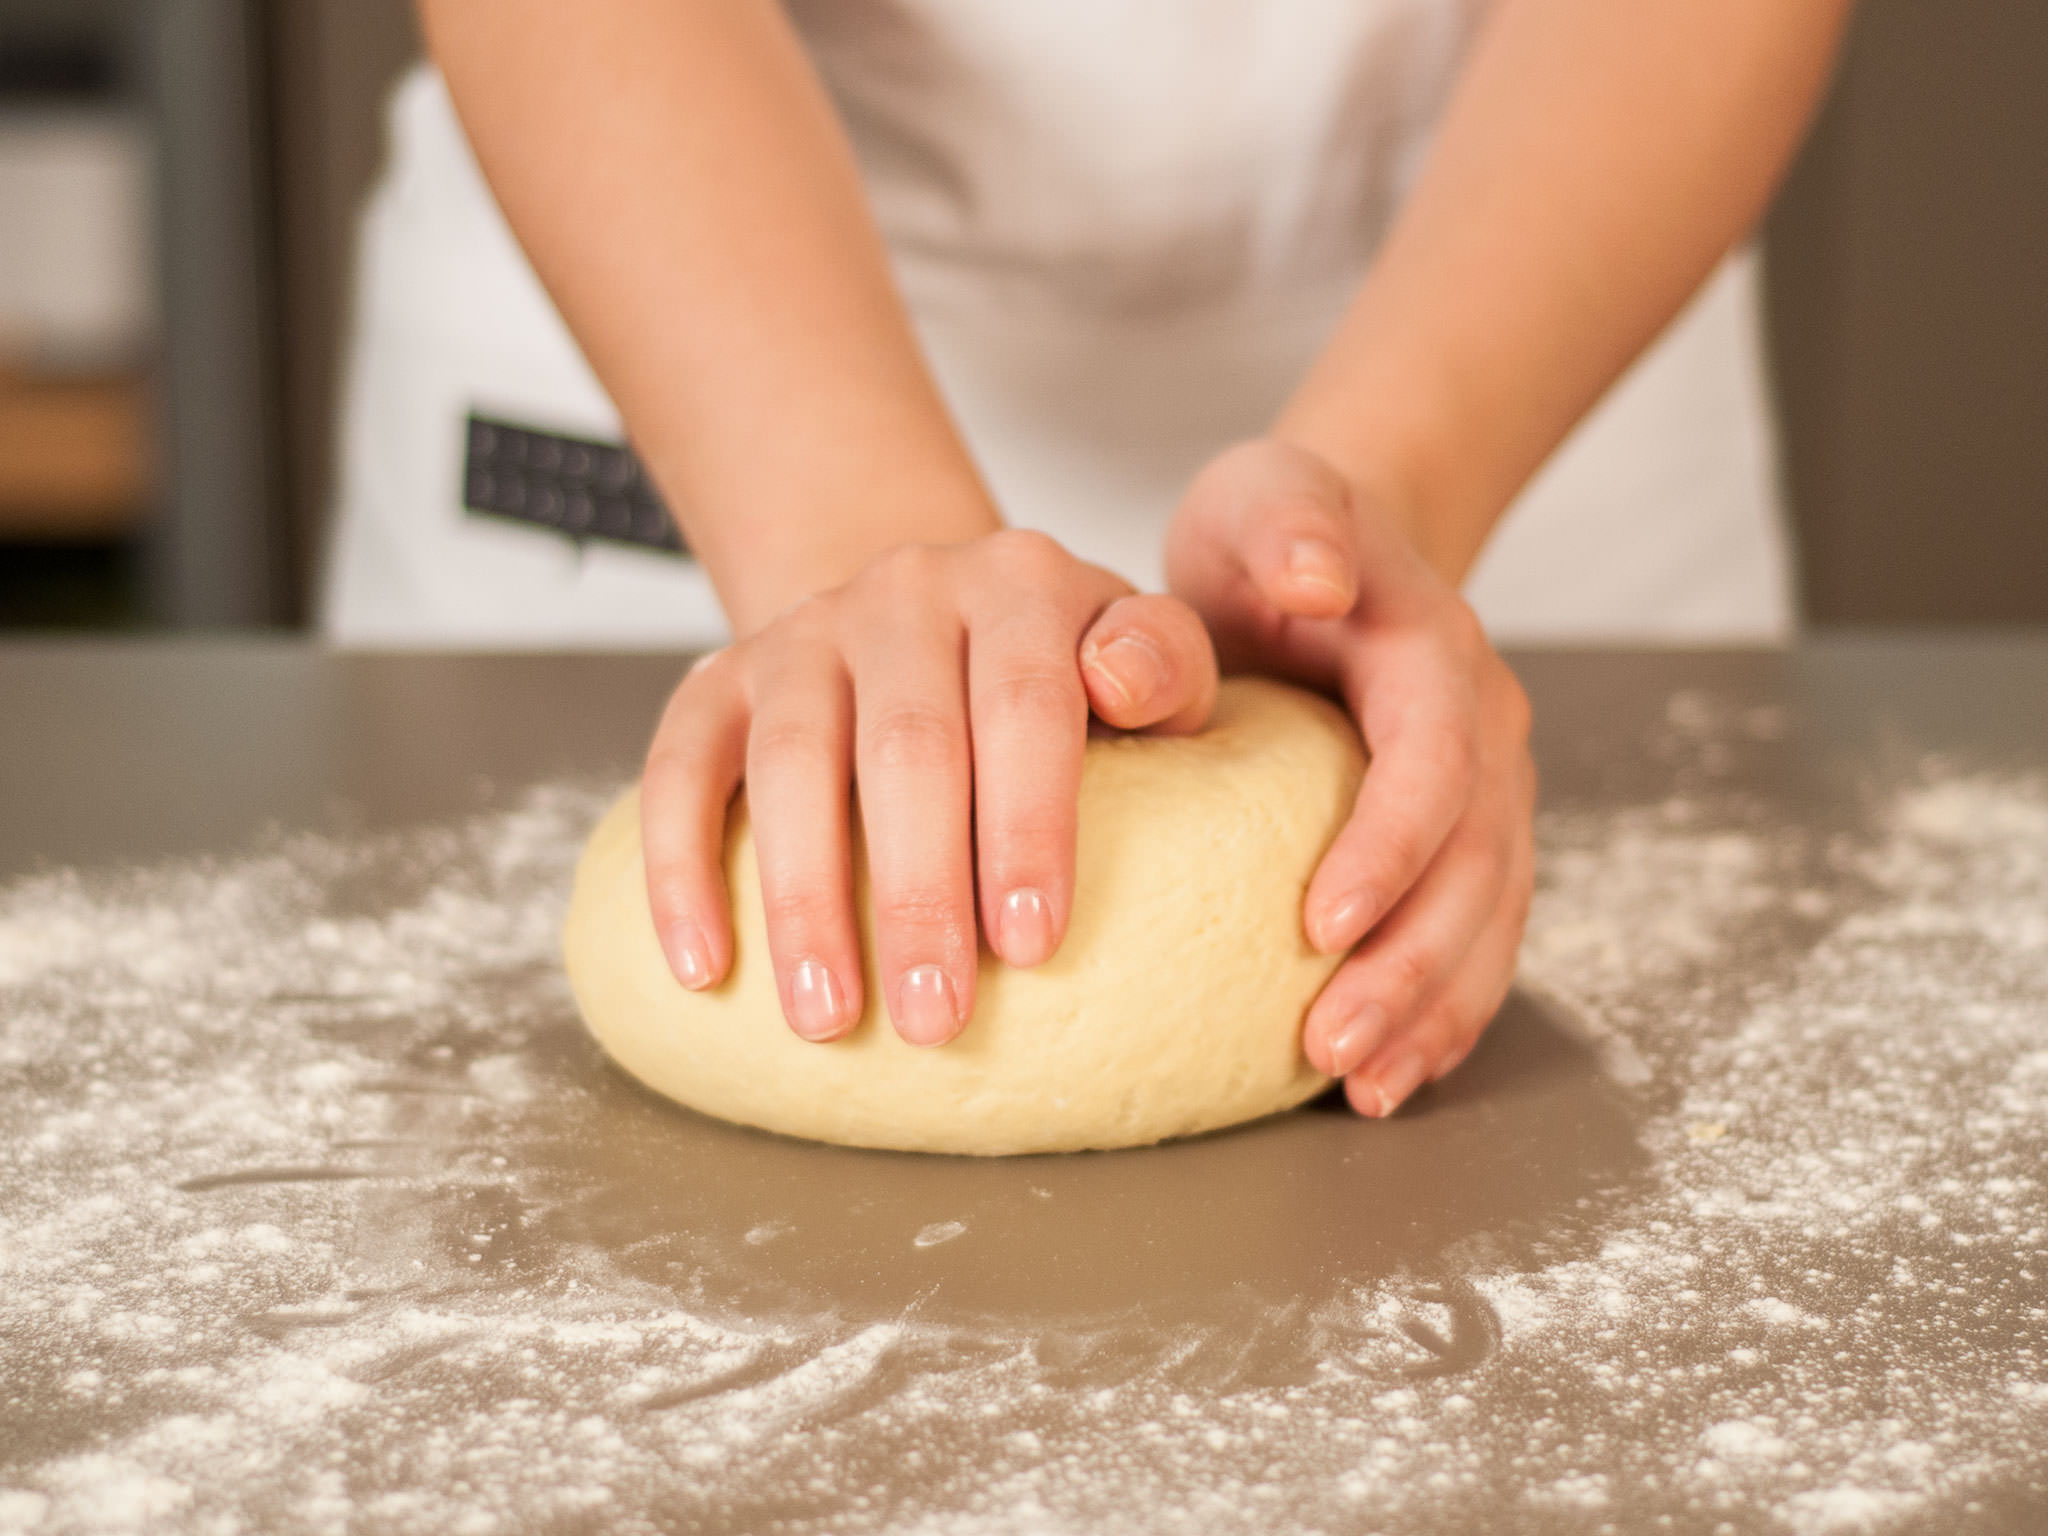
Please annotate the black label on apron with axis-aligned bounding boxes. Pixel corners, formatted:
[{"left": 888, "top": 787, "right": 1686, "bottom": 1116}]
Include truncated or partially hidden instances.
[{"left": 462, "top": 414, "right": 688, "bottom": 557}]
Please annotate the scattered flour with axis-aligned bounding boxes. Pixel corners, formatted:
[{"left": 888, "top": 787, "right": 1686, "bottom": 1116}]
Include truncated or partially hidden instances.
[{"left": 1, "top": 727, "right": 2044, "bottom": 1533}]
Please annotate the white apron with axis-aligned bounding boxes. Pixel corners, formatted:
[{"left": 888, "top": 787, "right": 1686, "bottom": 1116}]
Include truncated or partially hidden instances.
[{"left": 321, "top": 1, "right": 1795, "bottom": 649}]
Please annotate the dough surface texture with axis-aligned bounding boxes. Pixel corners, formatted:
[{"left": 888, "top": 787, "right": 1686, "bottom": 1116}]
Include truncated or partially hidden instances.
[{"left": 563, "top": 678, "right": 1365, "bottom": 1155}]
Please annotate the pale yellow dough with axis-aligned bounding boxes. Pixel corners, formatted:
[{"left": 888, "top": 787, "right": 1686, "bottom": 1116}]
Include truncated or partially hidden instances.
[{"left": 562, "top": 677, "right": 1365, "bottom": 1155}]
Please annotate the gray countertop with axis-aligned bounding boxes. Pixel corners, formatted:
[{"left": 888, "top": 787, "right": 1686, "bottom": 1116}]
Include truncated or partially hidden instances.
[{"left": 0, "top": 637, "right": 2043, "bottom": 1535}]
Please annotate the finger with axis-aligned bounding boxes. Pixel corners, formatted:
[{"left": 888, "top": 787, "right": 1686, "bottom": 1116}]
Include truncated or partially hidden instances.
[
  {"left": 744, "top": 633, "right": 863, "bottom": 1043},
  {"left": 1425, "top": 751, "right": 1537, "bottom": 1085},
  {"left": 1170, "top": 439, "right": 1359, "bottom": 621},
  {"left": 1345, "top": 822, "right": 1533, "bottom": 1118},
  {"left": 1300, "top": 797, "right": 1515, "bottom": 1079},
  {"left": 849, "top": 558, "right": 978, "bottom": 1046},
  {"left": 640, "top": 650, "right": 748, "bottom": 991},
  {"left": 1235, "top": 493, "right": 1358, "bottom": 621},
  {"left": 1078, "top": 594, "right": 1219, "bottom": 735},
  {"left": 967, "top": 609, "right": 1091, "bottom": 971},
  {"left": 1302, "top": 639, "right": 1480, "bottom": 953}
]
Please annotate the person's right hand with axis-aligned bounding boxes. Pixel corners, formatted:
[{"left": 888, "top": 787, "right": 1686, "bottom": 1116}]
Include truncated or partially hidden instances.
[{"left": 640, "top": 530, "right": 1219, "bottom": 1049}]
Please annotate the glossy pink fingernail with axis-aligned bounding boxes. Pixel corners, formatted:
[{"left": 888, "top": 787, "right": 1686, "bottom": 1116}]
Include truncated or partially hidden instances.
[
  {"left": 664, "top": 923, "right": 713, "bottom": 991},
  {"left": 1366, "top": 1048, "right": 1428, "bottom": 1118},
  {"left": 897, "top": 965, "right": 963, "bottom": 1047},
  {"left": 998, "top": 888, "right": 1055, "bottom": 968},
  {"left": 1083, "top": 633, "right": 1166, "bottom": 712},
  {"left": 1286, "top": 537, "right": 1351, "bottom": 599},
  {"left": 1312, "top": 890, "right": 1375, "bottom": 953},
  {"left": 789, "top": 959, "right": 848, "bottom": 1042},
  {"left": 1323, "top": 1005, "right": 1387, "bottom": 1078}
]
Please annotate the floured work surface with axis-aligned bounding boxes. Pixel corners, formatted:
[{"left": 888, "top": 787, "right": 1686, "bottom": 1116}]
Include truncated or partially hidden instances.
[{"left": 0, "top": 640, "right": 2044, "bottom": 1535}]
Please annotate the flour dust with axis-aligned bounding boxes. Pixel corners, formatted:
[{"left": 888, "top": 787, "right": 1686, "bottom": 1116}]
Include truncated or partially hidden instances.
[{"left": 0, "top": 716, "right": 2044, "bottom": 1533}]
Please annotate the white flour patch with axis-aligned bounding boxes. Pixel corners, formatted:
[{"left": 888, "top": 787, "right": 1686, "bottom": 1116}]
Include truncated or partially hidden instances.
[{"left": 1, "top": 750, "right": 2045, "bottom": 1534}]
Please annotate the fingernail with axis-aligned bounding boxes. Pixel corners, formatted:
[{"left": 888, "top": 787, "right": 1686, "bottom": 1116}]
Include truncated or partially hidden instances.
[
  {"left": 998, "top": 887, "right": 1055, "bottom": 968},
  {"left": 1323, "top": 1005, "right": 1388, "bottom": 1078},
  {"left": 662, "top": 922, "right": 713, "bottom": 991},
  {"left": 897, "top": 965, "right": 963, "bottom": 1047},
  {"left": 1366, "top": 1049, "right": 1428, "bottom": 1118},
  {"left": 1311, "top": 890, "right": 1375, "bottom": 953},
  {"left": 1286, "top": 537, "right": 1351, "bottom": 599},
  {"left": 789, "top": 959, "right": 848, "bottom": 1042},
  {"left": 1083, "top": 633, "right": 1167, "bottom": 712}
]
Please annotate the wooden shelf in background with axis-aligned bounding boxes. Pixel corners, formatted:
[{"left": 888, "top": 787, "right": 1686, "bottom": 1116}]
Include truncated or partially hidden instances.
[{"left": 0, "top": 370, "right": 153, "bottom": 539}]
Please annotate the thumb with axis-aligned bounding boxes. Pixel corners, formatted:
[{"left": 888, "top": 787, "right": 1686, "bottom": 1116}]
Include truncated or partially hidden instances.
[
  {"left": 1078, "top": 593, "right": 1219, "bottom": 736},
  {"left": 1167, "top": 439, "right": 1360, "bottom": 622}
]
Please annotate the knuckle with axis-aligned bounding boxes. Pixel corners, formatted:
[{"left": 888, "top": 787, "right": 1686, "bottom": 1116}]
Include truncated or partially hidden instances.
[
  {"left": 759, "top": 885, "right": 835, "bottom": 940},
  {"left": 1508, "top": 814, "right": 1536, "bottom": 876},
  {"left": 747, "top": 716, "right": 829, "bottom": 773},
  {"left": 645, "top": 875, "right": 695, "bottom": 927},
  {"left": 661, "top": 664, "right": 722, "bottom": 726},
  {"left": 1119, "top": 599, "right": 1195, "bottom": 664},
  {"left": 645, "top": 739, "right": 716, "bottom": 790},
  {"left": 1380, "top": 939, "right": 1443, "bottom": 1005},
  {"left": 1267, "top": 490, "right": 1344, "bottom": 537},
  {"left": 1145, "top": 593, "right": 1205, "bottom": 642},
  {"left": 862, "top": 542, "right": 945, "bottom": 599},
  {"left": 1366, "top": 811, "right": 1430, "bottom": 886},
  {"left": 874, "top": 884, "right": 971, "bottom": 943},
  {"left": 643, "top": 741, "right": 685, "bottom": 782},
  {"left": 986, "top": 526, "right": 1070, "bottom": 579},
  {"left": 1184, "top": 441, "right": 1258, "bottom": 507},
  {"left": 763, "top": 596, "right": 836, "bottom": 651},
  {"left": 1438, "top": 598, "right": 1488, "bottom": 659},
  {"left": 1430, "top": 1020, "right": 1481, "bottom": 1077},
  {"left": 1213, "top": 438, "right": 1271, "bottom": 477},
  {"left": 1506, "top": 858, "right": 1537, "bottom": 922},
  {"left": 1435, "top": 720, "right": 1481, "bottom": 791},
  {"left": 1449, "top": 996, "right": 1490, "bottom": 1045},
  {"left": 682, "top": 645, "right": 731, "bottom": 685},
  {"left": 1498, "top": 669, "right": 1534, "bottom": 744},
  {"left": 983, "top": 662, "right": 1083, "bottom": 722},
  {"left": 1491, "top": 826, "right": 1524, "bottom": 891},
  {"left": 1409, "top": 1004, "right": 1465, "bottom": 1063},
  {"left": 983, "top": 802, "right": 1072, "bottom": 869},
  {"left": 865, "top": 702, "right": 965, "bottom": 773}
]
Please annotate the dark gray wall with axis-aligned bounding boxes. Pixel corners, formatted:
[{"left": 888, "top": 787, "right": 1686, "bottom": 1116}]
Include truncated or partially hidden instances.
[
  {"left": 145, "top": 0, "right": 288, "bottom": 625},
  {"left": 1766, "top": 0, "right": 2048, "bottom": 625},
  {"left": 265, "top": 0, "right": 420, "bottom": 618}
]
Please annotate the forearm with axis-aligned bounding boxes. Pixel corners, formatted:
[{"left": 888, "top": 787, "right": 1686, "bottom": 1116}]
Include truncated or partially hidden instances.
[
  {"left": 418, "top": 0, "right": 997, "bottom": 632},
  {"left": 1276, "top": 0, "right": 1854, "bottom": 583}
]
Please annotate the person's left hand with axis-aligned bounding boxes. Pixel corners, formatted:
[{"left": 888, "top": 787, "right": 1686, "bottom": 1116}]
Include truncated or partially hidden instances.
[{"left": 1164, "top": 438, "right": 1536, "bottom": 1117}]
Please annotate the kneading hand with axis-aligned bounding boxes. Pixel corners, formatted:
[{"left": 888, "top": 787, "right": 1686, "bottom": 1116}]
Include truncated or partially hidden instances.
[
  {"left": 1166, "top": 439, "right": 1536, "bottom": 1117},
  {"left": 641, "top": 530, "right": 1219, "bottom": 1048}
]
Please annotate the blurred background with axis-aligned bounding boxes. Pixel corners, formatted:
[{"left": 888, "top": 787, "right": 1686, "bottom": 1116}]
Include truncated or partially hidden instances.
[{"left": 0, "top": 0, "right": 2041, "bottom": 632}]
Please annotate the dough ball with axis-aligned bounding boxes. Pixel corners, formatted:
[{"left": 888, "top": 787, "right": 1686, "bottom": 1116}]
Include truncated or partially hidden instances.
[{"left": 563, "top": 677, "right": 1365, "bottom": 1155}]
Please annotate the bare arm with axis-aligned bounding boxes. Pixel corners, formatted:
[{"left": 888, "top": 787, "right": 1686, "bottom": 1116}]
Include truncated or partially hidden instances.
[
  {"left": 420, "top": 0, "right": 1222, "bottom": 1054},
  {"left": 1165, "top": 1, "right": 1854, "bottom": 1117},
  {"left": 417, "top": 0, "right": 996, "bottom": 633},
  {"left": 1277, "top": 0, "right": 1856, "bottom": 582}
]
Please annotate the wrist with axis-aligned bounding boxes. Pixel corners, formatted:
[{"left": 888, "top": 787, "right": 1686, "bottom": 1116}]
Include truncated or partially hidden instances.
[{"left": 702, "top": 469, "right": 1002, "bottom": 636}]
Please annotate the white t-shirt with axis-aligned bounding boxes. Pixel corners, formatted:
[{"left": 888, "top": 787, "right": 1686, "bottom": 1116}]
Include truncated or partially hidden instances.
[{"left": 322, "top": 1, "right": 1795, "bottom": 648}]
